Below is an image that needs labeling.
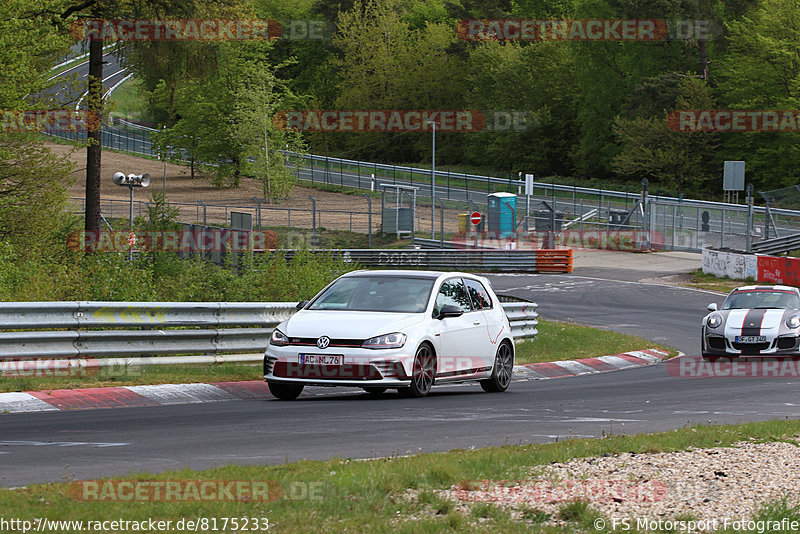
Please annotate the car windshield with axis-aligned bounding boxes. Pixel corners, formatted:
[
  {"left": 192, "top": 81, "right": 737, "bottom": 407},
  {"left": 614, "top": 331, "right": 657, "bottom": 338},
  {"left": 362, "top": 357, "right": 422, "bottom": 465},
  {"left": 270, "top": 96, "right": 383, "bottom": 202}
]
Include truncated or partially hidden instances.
[
  {"left": 722, "top": 290, "right": 800, "bottom": 310},
  {"left": 308, "top": 276, "right": 435, "bottom": 313}
]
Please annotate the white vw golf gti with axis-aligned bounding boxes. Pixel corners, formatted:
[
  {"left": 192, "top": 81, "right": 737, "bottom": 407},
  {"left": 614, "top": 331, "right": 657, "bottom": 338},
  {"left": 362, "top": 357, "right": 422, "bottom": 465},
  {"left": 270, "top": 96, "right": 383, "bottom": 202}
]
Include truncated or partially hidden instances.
[{"left": 264, "top": 270, "right": 515, "bottom": 399}]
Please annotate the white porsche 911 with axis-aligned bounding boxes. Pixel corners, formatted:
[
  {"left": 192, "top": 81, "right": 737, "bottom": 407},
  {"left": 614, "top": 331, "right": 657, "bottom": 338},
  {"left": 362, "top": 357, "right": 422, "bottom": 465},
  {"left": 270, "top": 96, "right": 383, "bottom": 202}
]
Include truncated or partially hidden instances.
[
  {"left": 702, "top": 285, "right": 800, "bottom": 359},
  {"left": 263, "top": 270, "right": 515, "bottom": 399}
]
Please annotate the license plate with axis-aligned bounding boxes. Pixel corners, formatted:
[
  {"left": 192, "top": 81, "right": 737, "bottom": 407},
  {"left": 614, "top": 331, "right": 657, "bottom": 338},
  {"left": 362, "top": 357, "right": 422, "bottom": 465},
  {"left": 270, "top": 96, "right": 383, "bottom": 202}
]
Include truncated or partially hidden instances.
[
  {"left": 299, "top": 354, "right": 343, "bottom": 365},
  {"left": 735, "top": 336, "right": 766, "bottom": 344}
]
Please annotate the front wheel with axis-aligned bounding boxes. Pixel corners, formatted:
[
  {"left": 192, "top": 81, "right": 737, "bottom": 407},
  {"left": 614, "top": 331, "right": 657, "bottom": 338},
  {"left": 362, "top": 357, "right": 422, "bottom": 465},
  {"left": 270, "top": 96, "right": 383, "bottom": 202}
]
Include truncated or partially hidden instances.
[
  {"left": 268, "top": 382, "right": 304, "bottom": 400},
  {"left": 481, "top": 342, "right": 513, "bottom": 392},
  {"left": 399, "top": 344, "right": 435, "bottom": 398}
]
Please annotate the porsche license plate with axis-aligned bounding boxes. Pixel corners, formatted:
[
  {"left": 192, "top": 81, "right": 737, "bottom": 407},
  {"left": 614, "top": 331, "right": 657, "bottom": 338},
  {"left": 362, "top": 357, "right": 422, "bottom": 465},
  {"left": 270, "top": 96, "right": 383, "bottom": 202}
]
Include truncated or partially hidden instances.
[
  {"left": 299, "top": 354, "right": 343, "bottom": 365},
  {"left": 735, "top": 336, "right": 766, "bottom": 344}
]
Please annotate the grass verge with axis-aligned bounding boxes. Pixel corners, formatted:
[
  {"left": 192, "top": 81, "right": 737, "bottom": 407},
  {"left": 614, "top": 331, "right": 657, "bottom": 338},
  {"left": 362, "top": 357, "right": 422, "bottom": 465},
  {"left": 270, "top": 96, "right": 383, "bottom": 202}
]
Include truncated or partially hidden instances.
[
  {"left": 514, "top": 319, "right": 676, "bottom": 364},
  {"left": 682, "top": 269, "right": 751, "bottom": 294},
  {"left": 1, "top": 419, "right": 799, "bottom": 532},
  {"left": 0, "top": 362, "right": 261, "bottom": 394}
]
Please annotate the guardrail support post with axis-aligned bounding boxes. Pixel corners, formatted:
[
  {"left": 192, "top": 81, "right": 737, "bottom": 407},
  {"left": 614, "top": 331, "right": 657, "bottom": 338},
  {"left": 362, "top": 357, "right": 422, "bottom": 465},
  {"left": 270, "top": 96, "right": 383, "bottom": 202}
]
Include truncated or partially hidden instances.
[
  {"left": 308, "top": 194, "right": 316, "bottom": 248},
  {"left": 363, "top": 193, "right": 372, "bottom": 248},
  {"left": 746, "top": 184, "right": 754, "bottom": 253},
  {"left": 198, "top": 200, "right": 207, "bottom": 227},
  {"left": 435, "top": 197, "right": 444, "bottom": 248},
  {"left": 253, "top": 196, "right": 262, "bottom": 232}
]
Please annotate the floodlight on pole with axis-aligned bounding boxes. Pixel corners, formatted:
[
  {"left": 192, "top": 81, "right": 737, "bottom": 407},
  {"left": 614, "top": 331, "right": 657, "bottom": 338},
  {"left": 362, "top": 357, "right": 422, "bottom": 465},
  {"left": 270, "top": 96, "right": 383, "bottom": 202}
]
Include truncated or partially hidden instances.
[{"left": 112, "top": 171, "right": 150, "bottom": 231}]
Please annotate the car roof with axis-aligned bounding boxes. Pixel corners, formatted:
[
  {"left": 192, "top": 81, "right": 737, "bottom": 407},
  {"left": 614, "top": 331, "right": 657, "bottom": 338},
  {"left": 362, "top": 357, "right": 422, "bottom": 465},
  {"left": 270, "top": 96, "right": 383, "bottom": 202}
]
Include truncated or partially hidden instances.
[
  {"left": 730, "top": 285, "right": 799, "bottom": 293},
  {"left": 342, "top": 270, "right": 483, "bottom": 281}
]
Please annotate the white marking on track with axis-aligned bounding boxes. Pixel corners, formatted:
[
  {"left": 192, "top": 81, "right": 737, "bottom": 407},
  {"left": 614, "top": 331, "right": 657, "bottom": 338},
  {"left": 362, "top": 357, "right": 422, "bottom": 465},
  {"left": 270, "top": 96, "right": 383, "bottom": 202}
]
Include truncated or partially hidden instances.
[{"left": 0, "top": 441, "right": 128, "bottom": 447}]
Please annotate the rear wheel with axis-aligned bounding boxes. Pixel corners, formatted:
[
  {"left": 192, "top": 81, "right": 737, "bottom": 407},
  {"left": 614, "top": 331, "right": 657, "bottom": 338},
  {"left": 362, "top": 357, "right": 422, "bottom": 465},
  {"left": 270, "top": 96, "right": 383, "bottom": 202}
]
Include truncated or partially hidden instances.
[
  {"left": 399, "top": 344, "right": 435, "bottom": 398},
  {"left": 268, "top": 382, "right": 304, "bottom": 400},
  {"left": 481, "top": 342, "right": 513, "bottom": 392}
]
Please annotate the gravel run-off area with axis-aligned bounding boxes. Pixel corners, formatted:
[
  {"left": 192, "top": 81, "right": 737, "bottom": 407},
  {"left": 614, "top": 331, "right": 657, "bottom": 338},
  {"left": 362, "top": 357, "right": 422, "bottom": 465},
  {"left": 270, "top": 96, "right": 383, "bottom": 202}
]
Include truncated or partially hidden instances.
[{"left": 436, "top": 438, "right": 800, "bottom": 529}]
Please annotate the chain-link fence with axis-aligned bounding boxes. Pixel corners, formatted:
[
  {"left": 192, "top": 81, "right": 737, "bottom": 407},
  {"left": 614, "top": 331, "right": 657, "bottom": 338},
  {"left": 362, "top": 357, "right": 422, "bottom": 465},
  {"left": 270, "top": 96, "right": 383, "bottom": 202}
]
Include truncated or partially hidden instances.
[{"left": 50, "top": 127, "right": 800, "bottom": 252}]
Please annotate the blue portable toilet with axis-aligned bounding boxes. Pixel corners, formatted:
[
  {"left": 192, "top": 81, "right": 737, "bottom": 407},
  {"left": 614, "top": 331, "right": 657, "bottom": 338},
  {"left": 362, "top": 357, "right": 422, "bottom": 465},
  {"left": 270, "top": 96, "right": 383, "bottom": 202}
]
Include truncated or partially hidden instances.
[{"left": 487, "top": 192, "right": 516, "bottom": 238}]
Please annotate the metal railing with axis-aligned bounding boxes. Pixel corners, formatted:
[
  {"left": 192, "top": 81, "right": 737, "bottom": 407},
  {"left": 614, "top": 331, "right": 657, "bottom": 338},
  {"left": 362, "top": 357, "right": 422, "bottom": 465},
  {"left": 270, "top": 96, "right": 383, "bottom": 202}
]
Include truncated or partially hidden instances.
[
  {"left": 280, "top": 249, "right": 572, "bottom": 273},
  {"left": 751, "top": 232, "right": 800, "bottom": 255},
  {"left": 48, "top": 124, "right": 800, "bottom": 253},
  {"left": 0, "top": 299, "right": 538, "bottom": 364}
]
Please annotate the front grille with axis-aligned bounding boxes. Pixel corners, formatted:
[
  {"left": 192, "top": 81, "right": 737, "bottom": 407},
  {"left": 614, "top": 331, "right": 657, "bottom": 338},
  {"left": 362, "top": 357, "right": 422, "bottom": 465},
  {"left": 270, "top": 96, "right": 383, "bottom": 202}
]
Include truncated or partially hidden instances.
[
  {"left": 777, "top": 337, "right": 798, "bottom": 350},
  {"left": 272, "top": 362, "right": 382, "bottom": 380},
  {"left": 707, "top": 336, "right": 726, "bottom": 350},
  {"left": 288, "top": 337, "right": 364, "bottom": 348},
  {"left": 732, "top": 342, "right": 770, "bottom": 353}
]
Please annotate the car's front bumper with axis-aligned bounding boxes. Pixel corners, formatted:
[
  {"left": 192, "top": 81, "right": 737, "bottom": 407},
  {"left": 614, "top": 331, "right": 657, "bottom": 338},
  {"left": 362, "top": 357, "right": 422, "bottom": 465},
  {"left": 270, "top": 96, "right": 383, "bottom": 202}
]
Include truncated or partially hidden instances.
[
  {"left": 263, "top": 345, "right": 415, "bottom": 388},
  {"left": 704, "top": 333, "right": 800, "bottom": 356}
]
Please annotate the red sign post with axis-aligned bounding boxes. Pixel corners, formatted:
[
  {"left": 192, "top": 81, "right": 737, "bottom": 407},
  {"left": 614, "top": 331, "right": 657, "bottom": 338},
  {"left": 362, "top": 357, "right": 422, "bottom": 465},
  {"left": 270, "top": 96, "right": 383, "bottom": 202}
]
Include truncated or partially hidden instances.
[{"left": 470, "top": 212, "right": 482, "bottom": 225}]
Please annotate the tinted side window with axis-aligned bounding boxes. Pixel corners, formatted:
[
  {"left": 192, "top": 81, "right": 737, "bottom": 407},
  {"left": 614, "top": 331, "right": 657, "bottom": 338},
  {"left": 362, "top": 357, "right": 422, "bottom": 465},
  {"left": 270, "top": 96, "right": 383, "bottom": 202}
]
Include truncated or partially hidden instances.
[
  {"left": 435, "top": 278, "right": 473, "bottom": 314},
  {"left": 464, "top": 278, "right": 492, "bottom": 310}
]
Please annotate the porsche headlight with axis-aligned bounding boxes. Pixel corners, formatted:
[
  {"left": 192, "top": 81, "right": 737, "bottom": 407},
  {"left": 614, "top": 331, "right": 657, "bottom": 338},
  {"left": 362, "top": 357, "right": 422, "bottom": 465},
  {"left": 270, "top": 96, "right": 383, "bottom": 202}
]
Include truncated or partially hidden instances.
[
  {"left": 706, "top": 314, "right": 722, "bottom": 329},
  {"left": 362, "top": 333, "right": 407, "bottom": 349},
  {"left": 786, "top": 314, "right": 800, "bottom": 329},
  {"left": 270, "top": 329, "right": 290, "bottom": 346}
]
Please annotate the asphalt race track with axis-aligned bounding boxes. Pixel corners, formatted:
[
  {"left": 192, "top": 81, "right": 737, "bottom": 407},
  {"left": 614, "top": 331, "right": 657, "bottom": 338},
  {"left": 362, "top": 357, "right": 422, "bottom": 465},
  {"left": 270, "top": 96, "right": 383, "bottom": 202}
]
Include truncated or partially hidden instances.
[{"left": 3, "top": 270, "right": 800, "bottom": 487}]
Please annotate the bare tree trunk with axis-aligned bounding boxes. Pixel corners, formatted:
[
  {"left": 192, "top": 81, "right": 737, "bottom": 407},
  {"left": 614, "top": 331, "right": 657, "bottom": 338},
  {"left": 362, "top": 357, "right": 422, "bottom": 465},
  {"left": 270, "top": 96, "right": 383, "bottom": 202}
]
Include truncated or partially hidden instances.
[
  {"left": 85, "top": 37, "right": 103, "bottom": 234},
  {"left": 698, "top": 39, "right": 709, "bottom": 80}
]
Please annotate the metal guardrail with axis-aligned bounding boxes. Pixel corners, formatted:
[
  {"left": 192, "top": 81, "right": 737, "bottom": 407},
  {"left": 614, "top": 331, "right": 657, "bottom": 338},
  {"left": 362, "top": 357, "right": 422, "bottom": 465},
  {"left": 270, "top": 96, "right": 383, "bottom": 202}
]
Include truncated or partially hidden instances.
[
  {"left": 0, "top": 299, "right": 538, "bottom": 363},
  {"left": 281, "top": 249, "right": 572, "bottom": 273},
  {"left": 751, "top": 233, "right": 800, "bottom": 255},
  {"left": 45, "top": 124, "right": 800, "bottom": 252}
]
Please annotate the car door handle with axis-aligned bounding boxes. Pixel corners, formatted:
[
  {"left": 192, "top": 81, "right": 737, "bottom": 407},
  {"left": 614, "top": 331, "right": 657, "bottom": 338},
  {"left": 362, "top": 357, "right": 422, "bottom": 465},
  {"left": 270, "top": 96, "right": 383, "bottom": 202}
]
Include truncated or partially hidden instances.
[{"left": 473, "top": 321, "right": 481, "bottom": 325}]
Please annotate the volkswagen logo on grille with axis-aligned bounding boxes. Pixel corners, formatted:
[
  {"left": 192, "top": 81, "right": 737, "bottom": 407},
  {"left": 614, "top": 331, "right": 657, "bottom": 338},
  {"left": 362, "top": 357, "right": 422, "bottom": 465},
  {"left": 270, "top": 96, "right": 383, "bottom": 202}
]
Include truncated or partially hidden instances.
[{"left": 316, "top": 336, "right": 331, "bottom": 349}]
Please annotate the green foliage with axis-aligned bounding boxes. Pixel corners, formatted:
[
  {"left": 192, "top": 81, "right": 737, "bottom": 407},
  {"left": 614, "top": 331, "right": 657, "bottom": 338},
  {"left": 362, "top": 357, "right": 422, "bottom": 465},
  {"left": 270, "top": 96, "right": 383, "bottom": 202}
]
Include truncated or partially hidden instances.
[
  {"left": 0, "top": 245, "right": 355, "bottom": 303},
  {"left": 0, "top": 0, "right": 73, "bottom": 109},
  {"left": 612, "top": 78, "right": 720, "bottom": 195},
  {"left": 0, "top": 135, "right": 76, "bottom": 254},
  {"left": 716, "top": 0, "right": 800, "bottom": 189},
  {"left": 232, "top": 54, "right": 306, "bottom": 201}
]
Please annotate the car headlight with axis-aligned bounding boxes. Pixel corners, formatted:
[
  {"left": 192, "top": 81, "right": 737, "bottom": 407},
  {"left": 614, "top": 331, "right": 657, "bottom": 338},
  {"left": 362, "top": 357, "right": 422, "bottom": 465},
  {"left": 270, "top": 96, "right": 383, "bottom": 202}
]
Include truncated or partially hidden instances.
[
  {"left": 786, "top": 314, "right": 800, "bottom": 329},
  {"left": 706, "top": 314, "right": 722, "bottom": 329},
  {"left": 362, "top": 333, "right": 407, "bottom": 349},
  {"left": 270, "top": 329, "right": 290, "bottom": 346}
]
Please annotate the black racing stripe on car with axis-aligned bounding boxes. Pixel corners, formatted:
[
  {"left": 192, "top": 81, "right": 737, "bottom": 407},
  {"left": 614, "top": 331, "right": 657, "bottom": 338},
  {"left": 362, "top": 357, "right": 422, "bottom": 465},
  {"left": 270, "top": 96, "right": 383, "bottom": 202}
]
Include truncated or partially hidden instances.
[{"left": 741, "top": 308, "right": 768, "bottom": 336}]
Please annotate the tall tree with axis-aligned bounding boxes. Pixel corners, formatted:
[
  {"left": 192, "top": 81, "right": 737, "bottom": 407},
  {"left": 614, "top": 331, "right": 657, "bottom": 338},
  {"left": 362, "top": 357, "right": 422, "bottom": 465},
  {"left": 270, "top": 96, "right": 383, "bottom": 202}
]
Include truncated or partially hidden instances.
[
  {"left": 232, "top": 55, "right": 305, "bottom": 201},
  {"left": 716, "top": 0, "right": 800, "bottom": 189},
  {"left": 612, "top": 78, "right": 719, "bottom": 194}
]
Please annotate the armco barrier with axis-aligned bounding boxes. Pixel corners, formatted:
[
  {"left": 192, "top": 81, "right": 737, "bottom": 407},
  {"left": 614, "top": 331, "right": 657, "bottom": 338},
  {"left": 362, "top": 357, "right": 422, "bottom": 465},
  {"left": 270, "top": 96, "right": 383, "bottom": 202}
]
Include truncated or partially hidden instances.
[
  {"left": 0, "top": 299, "right": 537, "bottom": 364},
  {"left": 281, "top": 249, "right": 572, "bottom": 273},
  {"left": 531, "top": 249, "right": 573, "bottom": 273}
]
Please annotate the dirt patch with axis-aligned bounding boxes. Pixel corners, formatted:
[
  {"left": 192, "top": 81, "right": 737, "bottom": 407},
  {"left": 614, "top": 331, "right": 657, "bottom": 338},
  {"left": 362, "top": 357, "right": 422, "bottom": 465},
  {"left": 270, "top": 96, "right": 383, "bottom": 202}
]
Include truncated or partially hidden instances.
[{"left": 52, "top": 141, "right": 470, "bottom": 233}]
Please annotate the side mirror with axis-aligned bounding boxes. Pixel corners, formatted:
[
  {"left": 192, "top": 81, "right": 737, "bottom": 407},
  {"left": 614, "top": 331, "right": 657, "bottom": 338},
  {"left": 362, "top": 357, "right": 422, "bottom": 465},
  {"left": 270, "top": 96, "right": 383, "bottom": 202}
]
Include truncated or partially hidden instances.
[
  {"left": 707, "top": 303, "right": 718, "bottom": 312},
  {"left": 296, "top": 300, "right": 309, "bottom": 310},
  {"left": 437, "top": 304, "right": 463, "bottom": 319}
]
